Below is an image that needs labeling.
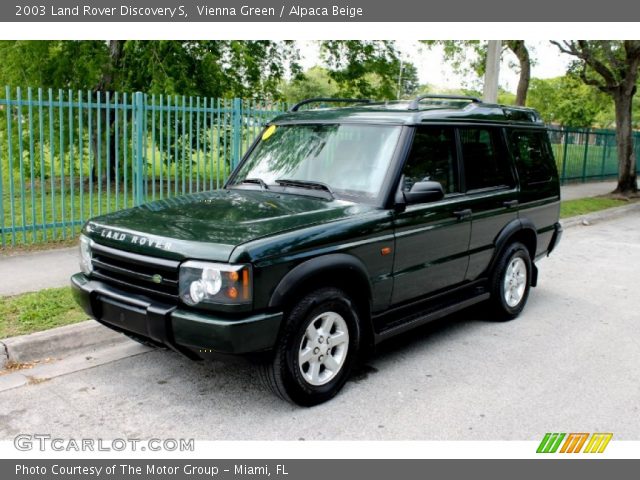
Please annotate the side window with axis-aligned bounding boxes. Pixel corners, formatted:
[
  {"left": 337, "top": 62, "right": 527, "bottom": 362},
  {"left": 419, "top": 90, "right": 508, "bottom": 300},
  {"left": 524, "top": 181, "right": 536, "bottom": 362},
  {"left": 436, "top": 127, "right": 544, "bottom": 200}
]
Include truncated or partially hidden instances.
[
  {"left": 510, "top": 130, "right": 555, "bottom": 184},
  {"left": 401, "top": 127, "right": 459, "bottom": 195},
  {"left": 459, "top": 127, "right": 514, "bottom": 191}
]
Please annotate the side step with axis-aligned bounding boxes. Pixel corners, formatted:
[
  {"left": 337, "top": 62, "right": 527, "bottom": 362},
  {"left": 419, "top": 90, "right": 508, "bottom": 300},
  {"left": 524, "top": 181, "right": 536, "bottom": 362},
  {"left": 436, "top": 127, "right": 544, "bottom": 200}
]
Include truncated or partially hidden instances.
[{"left": 373, "top": 290, "right": 490, "bottom": 344}]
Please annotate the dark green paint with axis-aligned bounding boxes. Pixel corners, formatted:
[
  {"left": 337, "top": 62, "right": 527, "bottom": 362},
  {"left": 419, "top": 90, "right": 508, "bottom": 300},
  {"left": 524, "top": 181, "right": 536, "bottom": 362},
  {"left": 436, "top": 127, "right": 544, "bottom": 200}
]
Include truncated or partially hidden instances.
[
  {"left": 73, "top": 100, "right": 561, "bottom": 357},
  {"left": 84, "top": 189, "right": 376, "bottom": 262},
  {"left": 172, "top": 310, "right": 283, "bottom": 354}
]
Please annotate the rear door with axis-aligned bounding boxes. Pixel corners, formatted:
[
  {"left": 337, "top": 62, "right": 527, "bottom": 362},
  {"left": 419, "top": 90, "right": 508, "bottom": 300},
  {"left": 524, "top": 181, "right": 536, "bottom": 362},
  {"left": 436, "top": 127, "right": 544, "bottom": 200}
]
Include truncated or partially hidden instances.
[
  {"left": 458, "top": 126, "right": 519, "bottom": 280},
  {"left": 391, "top": 126, "right": 473, "bottom": 305},
  {"left": 508, "top": 128, "right": 561, "bottom": 257}
]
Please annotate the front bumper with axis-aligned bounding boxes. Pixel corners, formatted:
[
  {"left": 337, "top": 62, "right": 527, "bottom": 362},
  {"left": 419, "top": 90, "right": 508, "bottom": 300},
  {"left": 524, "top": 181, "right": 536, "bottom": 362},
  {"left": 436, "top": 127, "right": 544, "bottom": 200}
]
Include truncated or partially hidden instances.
[{"left": 70, "top": 273, "right": 283, "bottom": 358}]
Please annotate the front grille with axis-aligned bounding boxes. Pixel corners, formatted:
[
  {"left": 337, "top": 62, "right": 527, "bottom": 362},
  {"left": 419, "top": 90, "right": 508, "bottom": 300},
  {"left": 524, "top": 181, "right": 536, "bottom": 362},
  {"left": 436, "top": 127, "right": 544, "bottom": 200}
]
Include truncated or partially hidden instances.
[{"left": 90, "top": 242, "right": 181, "bottom": 301}]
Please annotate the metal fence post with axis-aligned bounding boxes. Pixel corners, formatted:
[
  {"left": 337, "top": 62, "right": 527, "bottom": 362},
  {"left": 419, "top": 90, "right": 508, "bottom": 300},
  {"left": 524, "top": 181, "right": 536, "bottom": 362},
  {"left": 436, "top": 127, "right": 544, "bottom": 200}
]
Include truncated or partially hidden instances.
[
  {"left": 600, "top": 134, "right": 608, "bottom": 180},
  {"left": 231, "top": 98, "right": 243, "bottom": 169},
  {"left": 581, "top": 128, "right": 590, "bottom": 182},
  {"left": 135, "top": 92, "right": 145, "bottom": 205},
  {"left": 635, "top": 132, "right": 640, "bottom": 175},
  {"left": 561, "top": 129, "right": 569, "bottom": 184}
]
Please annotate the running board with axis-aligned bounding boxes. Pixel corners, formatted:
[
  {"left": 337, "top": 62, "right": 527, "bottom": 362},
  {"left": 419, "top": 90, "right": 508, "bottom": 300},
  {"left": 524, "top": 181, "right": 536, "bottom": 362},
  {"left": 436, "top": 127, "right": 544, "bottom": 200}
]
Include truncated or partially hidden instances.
[{"left": 374, "top": 292, "right": 490, "bottom": 343}]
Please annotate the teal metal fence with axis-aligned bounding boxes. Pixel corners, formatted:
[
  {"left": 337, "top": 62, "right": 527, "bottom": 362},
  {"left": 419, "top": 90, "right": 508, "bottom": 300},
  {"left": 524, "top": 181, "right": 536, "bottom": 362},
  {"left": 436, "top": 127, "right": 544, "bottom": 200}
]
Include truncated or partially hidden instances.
[
  {"left": 547, "top": 127, "right": 640, "bottom": 184},
  {"left": 1, "top": 86, "right": 639, "bottom": 248},
  {"left": 0, "top": 87, "right": 286, "bottom": 247}
]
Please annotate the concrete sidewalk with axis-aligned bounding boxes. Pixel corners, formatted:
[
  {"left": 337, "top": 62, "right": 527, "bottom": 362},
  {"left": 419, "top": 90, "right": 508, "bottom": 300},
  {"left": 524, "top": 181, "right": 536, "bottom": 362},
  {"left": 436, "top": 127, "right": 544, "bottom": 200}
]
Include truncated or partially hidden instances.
[
  {"left": 561, "top": 180, "right": 616, "bottom": 201},
  {"left": 0, "top": 247, "right": 78, "bottom": 297},
  {"left": 0, "top": 180, "right": 620, "bottom": 298}
]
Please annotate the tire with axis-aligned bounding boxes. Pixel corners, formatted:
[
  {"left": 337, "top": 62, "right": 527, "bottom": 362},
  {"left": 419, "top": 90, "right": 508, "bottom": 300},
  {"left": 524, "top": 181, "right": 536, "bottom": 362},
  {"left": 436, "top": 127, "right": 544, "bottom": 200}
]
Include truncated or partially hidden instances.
[
  {"left": 488, "top": 242, "right": 532, "bottom": 321},
  {"left": 259, "top": 287, "right": 361, "bottom": 406}
]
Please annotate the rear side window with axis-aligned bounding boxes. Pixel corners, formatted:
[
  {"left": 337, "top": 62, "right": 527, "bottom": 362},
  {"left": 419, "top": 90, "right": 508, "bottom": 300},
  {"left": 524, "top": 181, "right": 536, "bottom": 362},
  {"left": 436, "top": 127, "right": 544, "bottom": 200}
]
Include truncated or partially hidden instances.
[
  {"left": 401, "top": 126, "right": 459, "bottom": 195},
  {"left": 459, "top": 127, "right": 514, "bottom": 191},
  {"left": 509, "top": 130, "right": 555, "bottom": 184}
]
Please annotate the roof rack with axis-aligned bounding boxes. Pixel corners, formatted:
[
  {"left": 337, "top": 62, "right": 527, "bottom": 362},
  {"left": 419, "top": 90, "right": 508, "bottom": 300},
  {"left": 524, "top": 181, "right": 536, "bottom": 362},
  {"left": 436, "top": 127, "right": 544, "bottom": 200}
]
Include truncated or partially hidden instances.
[
  {"left": 408, "top": 94, "right": 481, "bottom": 111},
  {"left": 290, "top": 97, "right": 371, "bottom": 112}
]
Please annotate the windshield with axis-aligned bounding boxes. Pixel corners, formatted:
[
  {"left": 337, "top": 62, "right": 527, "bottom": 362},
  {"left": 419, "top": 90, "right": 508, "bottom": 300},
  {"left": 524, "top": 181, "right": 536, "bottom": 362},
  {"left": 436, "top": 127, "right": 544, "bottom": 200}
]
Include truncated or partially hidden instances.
[{"left": 229, "top": 124, "right": 402, "bottom": 202}]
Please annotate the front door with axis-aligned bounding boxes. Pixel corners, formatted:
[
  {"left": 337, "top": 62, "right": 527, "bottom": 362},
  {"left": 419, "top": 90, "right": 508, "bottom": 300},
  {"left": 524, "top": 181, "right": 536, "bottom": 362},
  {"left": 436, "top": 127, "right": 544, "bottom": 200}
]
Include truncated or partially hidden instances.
[{"left": 391, "top": 126, "right": 472, "bottom": 305}]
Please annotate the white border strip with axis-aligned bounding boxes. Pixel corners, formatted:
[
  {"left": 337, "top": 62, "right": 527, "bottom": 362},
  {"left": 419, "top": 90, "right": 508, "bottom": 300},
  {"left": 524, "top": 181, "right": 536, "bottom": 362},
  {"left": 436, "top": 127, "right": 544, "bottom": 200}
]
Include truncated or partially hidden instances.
[
  {"left": 1, "top": 441, "right": 639, "bottom": 460},
  {"left": 0, "top": 22, "right": 639, "bottom": 40}
]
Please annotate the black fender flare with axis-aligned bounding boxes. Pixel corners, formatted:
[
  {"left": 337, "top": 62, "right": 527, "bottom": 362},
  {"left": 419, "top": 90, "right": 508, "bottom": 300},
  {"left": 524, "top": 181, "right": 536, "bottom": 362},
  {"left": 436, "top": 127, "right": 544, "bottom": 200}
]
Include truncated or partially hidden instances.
[
  {"left": 487, "top": 218, "right": 538, "bottom": 284},
  {"left": 268, "top": 253, "right": 373, "bottom": 310}
]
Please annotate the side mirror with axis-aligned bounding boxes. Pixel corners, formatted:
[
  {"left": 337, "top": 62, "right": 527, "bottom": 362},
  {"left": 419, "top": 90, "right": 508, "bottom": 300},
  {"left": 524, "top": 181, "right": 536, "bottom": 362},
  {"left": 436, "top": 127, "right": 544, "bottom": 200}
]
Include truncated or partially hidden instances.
[{"left": 403, "top": 181, "right": 445, "bottom": 204}]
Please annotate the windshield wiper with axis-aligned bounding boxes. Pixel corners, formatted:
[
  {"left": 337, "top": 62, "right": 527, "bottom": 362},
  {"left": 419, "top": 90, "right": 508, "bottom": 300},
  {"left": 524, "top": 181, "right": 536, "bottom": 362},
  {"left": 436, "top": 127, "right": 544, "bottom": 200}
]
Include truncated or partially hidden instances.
[
  {"left": 241, "top": 177, "right": 269, "bottom": 190},
  {"left": 275, "top": 179, "right": 335, "bottom": 199}
]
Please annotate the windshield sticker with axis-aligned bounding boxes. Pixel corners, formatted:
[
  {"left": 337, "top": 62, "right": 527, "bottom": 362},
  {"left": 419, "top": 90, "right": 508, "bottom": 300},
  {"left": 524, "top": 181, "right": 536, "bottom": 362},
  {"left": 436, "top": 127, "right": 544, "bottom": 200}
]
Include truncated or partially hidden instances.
[{"left": 262, "top": 125, "right": 277, "bottom": 141}]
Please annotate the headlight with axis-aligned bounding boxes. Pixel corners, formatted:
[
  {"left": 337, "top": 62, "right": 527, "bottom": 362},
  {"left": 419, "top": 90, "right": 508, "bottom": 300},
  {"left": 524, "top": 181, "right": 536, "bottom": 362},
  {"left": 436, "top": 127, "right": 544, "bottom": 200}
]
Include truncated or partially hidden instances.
[
  {"left": 179, "top": 261, "right": 252, "bottom": 306},
  {"left": 79, "top": 234, "right": 93, "bottom": 275}
]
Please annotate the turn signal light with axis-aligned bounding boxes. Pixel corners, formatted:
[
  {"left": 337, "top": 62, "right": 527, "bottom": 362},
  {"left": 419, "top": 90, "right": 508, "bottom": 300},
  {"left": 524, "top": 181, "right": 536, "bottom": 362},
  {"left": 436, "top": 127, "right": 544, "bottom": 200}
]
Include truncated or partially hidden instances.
[{"left": 227, "top": 287, "right": 239, "bottom": 299}]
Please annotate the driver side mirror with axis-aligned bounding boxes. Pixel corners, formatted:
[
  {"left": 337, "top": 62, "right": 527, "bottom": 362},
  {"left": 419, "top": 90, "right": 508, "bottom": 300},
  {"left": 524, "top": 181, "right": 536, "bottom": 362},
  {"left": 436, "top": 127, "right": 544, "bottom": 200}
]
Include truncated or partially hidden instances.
[{"left": 402, "top": 180, "right": 445, "bottom": 205}]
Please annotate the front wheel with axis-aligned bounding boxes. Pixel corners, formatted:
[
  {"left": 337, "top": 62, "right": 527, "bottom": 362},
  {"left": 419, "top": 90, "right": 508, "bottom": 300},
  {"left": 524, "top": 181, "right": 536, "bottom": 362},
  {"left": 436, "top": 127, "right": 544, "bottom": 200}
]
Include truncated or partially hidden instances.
[
  {"left": 488, "top": 242, "right": 532, "bottom": 321},
  {"left": 259, "top": 287, "right": 361, "bottom": 406}
]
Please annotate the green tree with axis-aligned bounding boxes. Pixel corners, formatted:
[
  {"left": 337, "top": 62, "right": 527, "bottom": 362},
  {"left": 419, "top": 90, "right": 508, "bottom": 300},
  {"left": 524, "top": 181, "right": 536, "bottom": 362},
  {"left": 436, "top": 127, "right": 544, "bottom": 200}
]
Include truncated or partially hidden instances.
[
  {"left": 0, "top": 40, "right": 301, "bottom": 99},
  {"left": 527, "top": 76, "right": 610, "bottom": 127},
  {"left": 421, "top": 40, "right": 532, "bottom": 105},
  {"left": 0, "top": 41, "right": 108, "bottom": 89},
  {"left": 551, "top": 41, "right": 640, "bottom": 195},
  {"left": 113, "top": 40, "right": 300, "bottom": 99},
  {"left": 0, "top": 40, "right": 302, "bottom": 182},
  {"left": 281, "top": 67, "right": 339, "bottom": 103},
  {"left": 320, "top": 41, "right": 405, "bottom": 99}
]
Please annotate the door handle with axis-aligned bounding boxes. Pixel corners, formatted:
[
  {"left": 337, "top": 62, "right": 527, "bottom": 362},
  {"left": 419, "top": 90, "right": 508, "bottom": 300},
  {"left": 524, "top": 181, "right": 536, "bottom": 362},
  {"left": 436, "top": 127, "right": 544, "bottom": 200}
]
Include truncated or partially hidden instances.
[
  {"left": 503, "top": 200, "right": 519, "bottom": 208},
  {"left": 453, "top": 209, "right": 472, "bottom": 220}
]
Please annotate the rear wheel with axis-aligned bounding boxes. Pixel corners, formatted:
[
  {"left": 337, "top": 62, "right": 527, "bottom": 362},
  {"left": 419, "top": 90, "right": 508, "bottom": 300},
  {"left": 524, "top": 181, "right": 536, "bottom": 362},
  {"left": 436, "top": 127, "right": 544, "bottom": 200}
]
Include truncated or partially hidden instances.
[
  {"left": 488, "top": 242, "right": 532, "bottom": 320},
  {"left": 259, "top": 287, "right": 361, "bottom": 406}
]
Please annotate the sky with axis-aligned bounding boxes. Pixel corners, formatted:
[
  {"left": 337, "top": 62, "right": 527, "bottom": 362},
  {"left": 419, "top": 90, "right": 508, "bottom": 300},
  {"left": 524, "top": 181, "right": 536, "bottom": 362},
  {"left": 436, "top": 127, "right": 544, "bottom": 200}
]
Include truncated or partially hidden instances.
[{"left": 298, "top": 40, "right": 574, "bottom": 93}]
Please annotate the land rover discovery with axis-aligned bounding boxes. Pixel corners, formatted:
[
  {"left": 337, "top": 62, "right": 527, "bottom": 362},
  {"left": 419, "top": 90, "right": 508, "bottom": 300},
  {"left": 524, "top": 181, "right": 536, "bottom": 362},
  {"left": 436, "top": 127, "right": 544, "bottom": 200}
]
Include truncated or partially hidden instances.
[{"left": 71, "top": 95, "right": 562, "bottom": 406}]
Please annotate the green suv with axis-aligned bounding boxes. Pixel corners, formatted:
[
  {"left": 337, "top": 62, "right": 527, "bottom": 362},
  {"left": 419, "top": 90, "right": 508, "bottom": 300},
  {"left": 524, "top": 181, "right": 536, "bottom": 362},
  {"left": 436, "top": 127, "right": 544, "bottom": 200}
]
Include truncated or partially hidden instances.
[{"left": 71, "top": 95, "right": 562, "bottom": 406}]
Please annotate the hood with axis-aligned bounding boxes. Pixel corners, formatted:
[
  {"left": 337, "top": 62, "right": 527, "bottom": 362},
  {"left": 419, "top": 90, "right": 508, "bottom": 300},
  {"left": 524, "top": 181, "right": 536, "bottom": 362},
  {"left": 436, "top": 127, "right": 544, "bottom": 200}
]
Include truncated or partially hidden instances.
[{"left": 85, "top": 189, "right": 374, "bottom": 261}]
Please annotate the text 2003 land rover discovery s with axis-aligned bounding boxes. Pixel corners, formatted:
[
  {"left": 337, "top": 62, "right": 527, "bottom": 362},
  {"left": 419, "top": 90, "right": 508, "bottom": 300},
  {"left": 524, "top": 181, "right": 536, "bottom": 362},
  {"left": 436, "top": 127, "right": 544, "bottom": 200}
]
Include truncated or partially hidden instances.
[{"left": 71, "top": 95, "right": 562, "bottom": 406}]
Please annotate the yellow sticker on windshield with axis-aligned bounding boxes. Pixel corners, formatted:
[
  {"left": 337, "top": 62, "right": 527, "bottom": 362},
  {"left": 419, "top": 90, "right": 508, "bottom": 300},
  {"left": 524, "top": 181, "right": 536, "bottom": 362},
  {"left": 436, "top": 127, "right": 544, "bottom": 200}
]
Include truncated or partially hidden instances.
[{"left": 262, "top": 125, "right": 277, "bottom": 141}]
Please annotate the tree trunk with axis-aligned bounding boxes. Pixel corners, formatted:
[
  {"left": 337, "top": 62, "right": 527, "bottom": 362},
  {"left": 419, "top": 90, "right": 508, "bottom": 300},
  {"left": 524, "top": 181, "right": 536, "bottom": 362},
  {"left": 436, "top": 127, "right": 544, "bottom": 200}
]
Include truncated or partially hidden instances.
[
  {"left": 92, "top": 40, "right": 125, "bottom": 182},
  {"left": 507, "top": 41, "right": 530, "bottom": 106},
  {"left": 612, "top": 91, "right": 638, "bottom": 195}
]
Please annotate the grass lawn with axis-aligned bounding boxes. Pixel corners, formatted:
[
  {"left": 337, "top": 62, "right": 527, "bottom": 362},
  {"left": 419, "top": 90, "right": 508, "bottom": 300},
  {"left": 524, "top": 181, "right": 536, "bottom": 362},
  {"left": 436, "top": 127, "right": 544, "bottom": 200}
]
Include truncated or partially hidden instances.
[
  {"left": 559, "top": 197, "right": 634, "bottom": 218},
  {"left": 0, "top": 287, "right": 87, "bottom": 339}
]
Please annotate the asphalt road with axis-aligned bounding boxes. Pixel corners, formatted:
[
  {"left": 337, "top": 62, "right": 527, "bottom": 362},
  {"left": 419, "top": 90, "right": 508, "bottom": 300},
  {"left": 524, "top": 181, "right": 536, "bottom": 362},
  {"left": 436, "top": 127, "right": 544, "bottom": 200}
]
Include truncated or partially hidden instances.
[{"left": 1, "top": 213, "right": 639, "bottom": 440}]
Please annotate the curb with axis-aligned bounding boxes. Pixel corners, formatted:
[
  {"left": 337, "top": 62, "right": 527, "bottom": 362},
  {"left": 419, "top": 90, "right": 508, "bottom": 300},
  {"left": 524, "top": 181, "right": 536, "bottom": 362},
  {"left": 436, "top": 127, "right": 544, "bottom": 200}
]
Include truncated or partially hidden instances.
[
  {"left": 1, "top": 200, "right": 639, "bottom": 370},
  {"left": 560, "top": 202, "right": 640, "bottom": 229},
  {"left": 0, "top": 320, "right": 127, "bottom": 369}
]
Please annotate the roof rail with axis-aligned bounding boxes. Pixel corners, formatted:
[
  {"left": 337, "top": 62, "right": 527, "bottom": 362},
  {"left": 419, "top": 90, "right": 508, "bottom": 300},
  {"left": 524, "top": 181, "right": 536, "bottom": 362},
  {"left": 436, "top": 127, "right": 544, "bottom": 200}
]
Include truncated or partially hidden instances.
[
  {"left": 408, "top": 94, "right": 481, "bottom": 111},
  {"left": 290, "top": 97, "right": 372, "bottom": 112}
]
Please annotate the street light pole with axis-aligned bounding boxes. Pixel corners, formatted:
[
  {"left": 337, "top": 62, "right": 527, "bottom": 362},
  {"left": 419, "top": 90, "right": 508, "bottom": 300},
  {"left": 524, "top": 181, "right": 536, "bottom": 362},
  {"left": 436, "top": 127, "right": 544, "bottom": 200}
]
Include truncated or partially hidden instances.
[{"left": 483, "top": 40, "right": 501, "bottom": 103}]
